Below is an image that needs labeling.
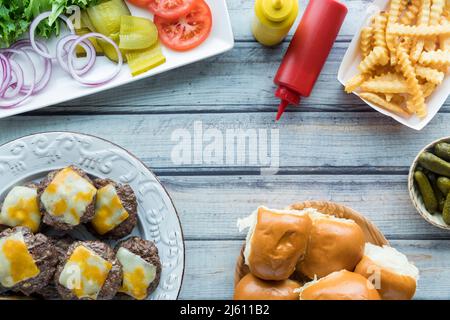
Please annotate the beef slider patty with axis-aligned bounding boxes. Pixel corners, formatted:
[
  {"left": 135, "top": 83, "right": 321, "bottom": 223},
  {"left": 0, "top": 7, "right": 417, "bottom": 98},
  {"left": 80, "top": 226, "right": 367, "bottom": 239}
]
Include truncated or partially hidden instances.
[
  {"left": 115, "top": 237, "right": 161, "bottom": 300},
  {"left": 38, "top": 166, "right": 97, "bottom": 231},
  {"left": 54, "top": 241, "right": 122, "bottom": 300},
  {"left": 0, "top": 227, "right": 58, "bottom": 296},
  {"left": 90, "top": 178, "right": 138, "bottom": 239},
  {"left": 37, "top": 236, "right": 75, "bottom": 300}
]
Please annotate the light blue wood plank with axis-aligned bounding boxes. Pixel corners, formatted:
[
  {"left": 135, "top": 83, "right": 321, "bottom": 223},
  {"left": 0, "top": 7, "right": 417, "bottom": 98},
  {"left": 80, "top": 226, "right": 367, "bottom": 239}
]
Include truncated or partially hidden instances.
[{"left": 0, "top": 113, "right": 448, "bottom": 169}]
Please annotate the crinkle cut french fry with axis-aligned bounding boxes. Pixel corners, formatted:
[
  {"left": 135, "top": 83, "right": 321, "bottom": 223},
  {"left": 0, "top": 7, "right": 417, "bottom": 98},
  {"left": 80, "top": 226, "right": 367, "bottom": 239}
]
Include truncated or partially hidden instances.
[
  {"left": 386, "top": 0, "right": 403, "bottom": 65},
  {"left": 422, "top": 82, "right": 437, "bottom": 97},
  {"left": 373, "top": 13, "right": 388, "bottom": 50},
  {"left": 425, "top": 0, "right": 446, "bottom": 51},
  {"left": 410, "top": 0, "right": 431, "bottom": 62},
  {"left": 345, "top": 73, "right": 366, "bottom": 93},
  {"left": 415, "top": 65, "right": 445, "bottom": 84},
  {"left": 358, "top": 47, "right": 389, "bottom": 73},
  {"left": 359, "top": 92, "right": 412, "bottom": 117},
  {"left": 440, "top": 17, "right": 450, "bottom": 50},
  {"left": 396, "top": 46, "right": 427, "bottom": 118},
  {"left": 389, "top": 23, "right": 450, "bottom": 36},
  {"left": 360, "top": 27, "right": 374, "bottom": 58},
  {"left": 400, "top": 0, "right": 421, "bottom": 25},
  {"left": 360, "top": 74, "right": 409, "bottom": 93},
  {"left": 420, "top": 49, "right": 450, "bottom": 65}
]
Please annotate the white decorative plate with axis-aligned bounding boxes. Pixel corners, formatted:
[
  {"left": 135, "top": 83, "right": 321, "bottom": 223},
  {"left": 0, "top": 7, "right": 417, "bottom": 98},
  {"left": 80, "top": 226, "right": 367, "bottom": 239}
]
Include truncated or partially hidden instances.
[
  {"left": 0, "top": 132, "right": 184, "bottom": 300},
  {"left": 0, "top": 0, "right": 234, "bottom": 119}
]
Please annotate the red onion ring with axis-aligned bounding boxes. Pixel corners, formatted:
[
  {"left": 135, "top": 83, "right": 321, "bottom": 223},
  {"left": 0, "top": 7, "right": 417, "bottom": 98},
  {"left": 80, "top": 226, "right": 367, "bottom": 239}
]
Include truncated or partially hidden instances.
[
  {"left": 67, "top": 33, "right": 122, "bottom": 86},
  {"left": 0, "top": 54, "right": 11, "bottom": 96},
  {"left": 9, "top": 40, "right": 52, "bottom": 94},
  {"left": 3, "top": 60, "right": 24, "bottom": 99},
  {"left": 56, "top": 35, "right": 96, "bottom": 75},
  {"left": 0, "top": 49, "right": 36, "bottom": 109},
  {"left": 29, "top": 12, "right": 75, "bottom": 59}
]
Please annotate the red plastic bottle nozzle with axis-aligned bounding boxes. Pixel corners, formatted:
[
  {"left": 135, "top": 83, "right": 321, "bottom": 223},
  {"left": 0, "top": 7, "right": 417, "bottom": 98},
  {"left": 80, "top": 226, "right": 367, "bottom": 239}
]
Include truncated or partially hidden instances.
[
  {"left": 275, "top": 85, "right": 300, "bottom": 120},
  {"left": 273, "top": 0, "right": 348, "bottom": 120}
]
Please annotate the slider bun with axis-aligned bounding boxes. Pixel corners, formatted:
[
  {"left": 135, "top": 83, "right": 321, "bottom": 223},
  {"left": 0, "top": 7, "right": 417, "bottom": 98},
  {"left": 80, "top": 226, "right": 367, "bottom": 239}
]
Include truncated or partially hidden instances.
[
  {"left": 299, "top": 270, "right": 381, "bottom": 300},
  {"left": 297, "top": 212, "right": 365, "bottom": 279},
  {"left": 237, "top": 206, "right": 313, "bottom": 280},
  {"left": 234, "top": 273, "right": 300, "bottom": 300},
  {"left": 354, "top": 243, "right": 419, "bottom": 300}
]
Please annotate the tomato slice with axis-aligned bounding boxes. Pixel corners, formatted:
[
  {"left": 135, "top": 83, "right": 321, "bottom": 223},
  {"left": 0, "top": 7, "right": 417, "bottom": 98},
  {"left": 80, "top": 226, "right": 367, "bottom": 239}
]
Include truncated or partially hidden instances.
[
  {"left": 148, "top": 0, "right": 196, "bottom": 20},
  {"left": 154, "top": 0, "right": 212, "bottom": 51},
  {"left": 127, "top": 0, "right": 151, "bottom": 8}
]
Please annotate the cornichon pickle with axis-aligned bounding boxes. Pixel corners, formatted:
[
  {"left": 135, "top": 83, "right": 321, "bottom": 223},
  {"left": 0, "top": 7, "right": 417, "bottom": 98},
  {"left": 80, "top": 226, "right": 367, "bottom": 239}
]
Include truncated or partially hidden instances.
[
  {"left": 437, "top": 177, "right": 450, "bottom": 195},
  {"left": 428, "top": 173, "right": 445, "bottom": 212},
  {"left": 442, "top": 193, "right": 450, "bottom": 225},
  {"left": 435, "top": 142, "right": 450, "bottom": 162},
  {"left": 418, "top": 152, "right": 450, "bottom": 177},
  {"left": 414, "top": 170, "right": 438, "bottom": 213}
]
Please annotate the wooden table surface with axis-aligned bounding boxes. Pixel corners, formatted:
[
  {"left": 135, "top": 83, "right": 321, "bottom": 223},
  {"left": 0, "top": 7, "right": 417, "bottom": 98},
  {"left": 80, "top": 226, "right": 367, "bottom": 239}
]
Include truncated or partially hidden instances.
[{"left": 1, "top": 0, "right": 450, "bottom": 300}]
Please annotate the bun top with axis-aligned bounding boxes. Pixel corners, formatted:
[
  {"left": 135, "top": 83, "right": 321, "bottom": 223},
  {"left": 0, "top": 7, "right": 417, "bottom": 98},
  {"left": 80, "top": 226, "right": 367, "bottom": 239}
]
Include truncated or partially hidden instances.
[
  {"left": 297, "top": 213, "right": 365, "bottom": 279},
  {"left": 234, "top": 273, "right": 300, "bottom": 300},
  {"left": 354, "top": 243, "right": 419, "bottom": 300},
  {"left": 239, "top": 206, "right": 312, "bottom": 280},
  {"left": 300, "top": 270, "right": 381, "bottom": 300}
]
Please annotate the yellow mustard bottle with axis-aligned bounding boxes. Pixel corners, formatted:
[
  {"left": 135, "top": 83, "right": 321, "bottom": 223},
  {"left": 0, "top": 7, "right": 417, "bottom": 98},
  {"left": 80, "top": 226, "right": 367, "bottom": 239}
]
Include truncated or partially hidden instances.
[{"left": 252, "top": 0, "right": 298, "bottom": 46}]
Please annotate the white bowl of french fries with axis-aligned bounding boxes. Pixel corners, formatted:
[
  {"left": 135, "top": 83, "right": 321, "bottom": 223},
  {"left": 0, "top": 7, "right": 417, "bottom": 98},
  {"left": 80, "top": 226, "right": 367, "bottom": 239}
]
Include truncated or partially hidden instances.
[{"left": 338, "top": 0, "right": 450, "bottom": 130}]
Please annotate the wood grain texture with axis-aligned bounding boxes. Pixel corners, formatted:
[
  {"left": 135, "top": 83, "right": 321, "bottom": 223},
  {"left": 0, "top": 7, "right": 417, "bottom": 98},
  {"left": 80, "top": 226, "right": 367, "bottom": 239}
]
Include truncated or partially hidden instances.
[
  {"left": 180, "top": 240, "right": 450, "bottom": 300},
  {"left": 1, "top": 113, "right": 449, "bottom": 169},
  {"left": 32, "top": 42, "right": 450, "bottom": 114}
]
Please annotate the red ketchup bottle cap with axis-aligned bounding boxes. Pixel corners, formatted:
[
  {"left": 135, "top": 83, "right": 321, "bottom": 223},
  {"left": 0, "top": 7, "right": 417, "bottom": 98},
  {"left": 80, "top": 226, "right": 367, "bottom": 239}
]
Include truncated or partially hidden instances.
[{"left": 275, "top": 86, "right": 300, "bottom": 121}]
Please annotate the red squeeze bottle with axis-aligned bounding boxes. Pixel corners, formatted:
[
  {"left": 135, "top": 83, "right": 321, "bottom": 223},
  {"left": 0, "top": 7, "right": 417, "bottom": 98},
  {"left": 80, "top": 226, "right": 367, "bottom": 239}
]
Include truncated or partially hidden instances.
[{"left": 274, "top": 0, "right": 348, "bottom": 120}]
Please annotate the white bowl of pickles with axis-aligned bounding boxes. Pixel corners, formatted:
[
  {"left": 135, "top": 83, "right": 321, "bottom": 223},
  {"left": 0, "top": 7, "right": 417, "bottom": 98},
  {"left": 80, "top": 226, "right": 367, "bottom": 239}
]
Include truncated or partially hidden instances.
[{"left": 409, "top": 137, "right": 450, "bottom": 230}]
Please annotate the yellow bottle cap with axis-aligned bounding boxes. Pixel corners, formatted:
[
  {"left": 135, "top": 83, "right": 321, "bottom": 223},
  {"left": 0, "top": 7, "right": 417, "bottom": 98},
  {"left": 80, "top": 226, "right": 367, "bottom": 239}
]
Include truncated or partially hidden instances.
[{"left": 261, "top": 0, "right": 295, "bottom": 22}]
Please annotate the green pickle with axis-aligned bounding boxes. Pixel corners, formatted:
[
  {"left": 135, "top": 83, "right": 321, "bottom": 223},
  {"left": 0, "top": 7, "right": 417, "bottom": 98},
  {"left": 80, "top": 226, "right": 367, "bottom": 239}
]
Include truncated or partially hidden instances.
[
  {"left": 126, "top": 42, "right": 166, "bottom": 77},
  {"left": 437, "top": 177, "right": 450, "bottom": 195},
  {"left": 414, "top": 170, "right": 438, "bottom": 213},
  {"left": 119, "top": 16, "right": 158, "bottom": 50},
  {"left": 418, "top": 152, "right": 450, "bottom": 177},
  {"left": 435, "top": 143, "right": 450, "bottom": 162},
  {"left": 443, "top": 193, "right": 450, "bottom": 225},
  {"left": 87, "top": 0, "right": 131, "bottom": 36},
  {"left": 428, "top": 173, "right": 445, "bottom": 212},
  {"left": 98, "top": 33, "right": 127, "bottom": 63}
]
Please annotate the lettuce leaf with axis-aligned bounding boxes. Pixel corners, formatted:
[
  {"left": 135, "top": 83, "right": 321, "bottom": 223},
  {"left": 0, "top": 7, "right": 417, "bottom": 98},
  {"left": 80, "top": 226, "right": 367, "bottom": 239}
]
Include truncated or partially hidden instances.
[{"left": 0, "top": 0, "right": 97, "bottom": 48}]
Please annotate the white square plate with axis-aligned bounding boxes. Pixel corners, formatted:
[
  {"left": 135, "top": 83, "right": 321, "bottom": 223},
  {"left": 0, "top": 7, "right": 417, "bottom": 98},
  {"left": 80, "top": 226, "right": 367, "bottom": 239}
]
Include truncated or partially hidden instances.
[
  {"left": 337, "top": 0, "right": 450, "bottom": 131},
  {"left": 0, "top": 0, "right": 234, "bottom": 119}
]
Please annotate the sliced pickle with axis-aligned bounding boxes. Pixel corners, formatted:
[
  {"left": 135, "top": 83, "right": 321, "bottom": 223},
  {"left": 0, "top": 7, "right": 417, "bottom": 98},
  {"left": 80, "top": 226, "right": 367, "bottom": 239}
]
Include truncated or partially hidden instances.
[
  {"left": 98, "top": 33, "right": 127, "bottom": 63},
  {"left": 119, "top": 16, "right": 158, "bottom": 50},
  {"left": 126, "top": 42, "right": 166, "bottom": 77},
  {"left": 80, "top": 10, "right": 96, "bottom": 32},
  {"left": 75, "top": 28, "right": 104, "bottom": 57},
  {"left": 87, "top": 0, "right": 131, "bottom": 36}
]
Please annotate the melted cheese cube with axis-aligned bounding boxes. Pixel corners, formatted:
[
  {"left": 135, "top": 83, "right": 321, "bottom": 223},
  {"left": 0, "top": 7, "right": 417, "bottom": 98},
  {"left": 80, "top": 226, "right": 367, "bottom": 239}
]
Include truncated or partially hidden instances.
[
  {"left": 117, "top": 247, "right": 157, "bottom": 300},
  {"left": 0, "top": 232, "right": 40, "bottom": 287},
  {"left": 0, "top": 186, "right": 41, "bottom": 233},
  {"left": 59, "top": 245, "right": 112, "bottom": 299},
  {"left": 41, "top": 168, "right": 97, "bottom": 225},
  {"left": 92, "top": 184, "right": 129, "bottom": 235}
]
